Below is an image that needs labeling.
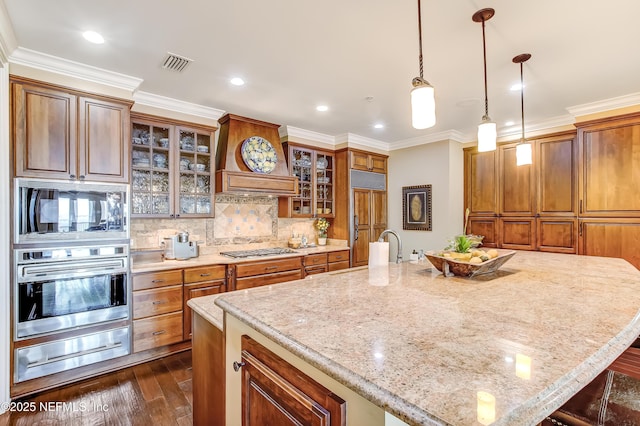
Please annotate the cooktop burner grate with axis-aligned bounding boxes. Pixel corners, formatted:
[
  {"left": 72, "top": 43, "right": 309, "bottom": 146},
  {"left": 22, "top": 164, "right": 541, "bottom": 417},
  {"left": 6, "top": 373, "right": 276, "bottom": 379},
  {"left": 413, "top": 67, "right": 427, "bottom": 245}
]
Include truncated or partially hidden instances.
[{"left": 219, "top": 247, "right": 297, "bottom": 258}]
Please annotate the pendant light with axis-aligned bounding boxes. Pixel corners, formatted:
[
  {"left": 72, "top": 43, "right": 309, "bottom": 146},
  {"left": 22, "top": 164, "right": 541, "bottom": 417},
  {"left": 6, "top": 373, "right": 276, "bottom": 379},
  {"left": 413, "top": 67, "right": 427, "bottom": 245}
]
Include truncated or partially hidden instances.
[
  {"left": 411, "top": 0, "right": 436, "bottom": 129},
  {"left": 513, "top": 53, "right": 532, "bottom": 166},
  {"left": 472, "top": 8, "right": 496, "bottom": 152}
]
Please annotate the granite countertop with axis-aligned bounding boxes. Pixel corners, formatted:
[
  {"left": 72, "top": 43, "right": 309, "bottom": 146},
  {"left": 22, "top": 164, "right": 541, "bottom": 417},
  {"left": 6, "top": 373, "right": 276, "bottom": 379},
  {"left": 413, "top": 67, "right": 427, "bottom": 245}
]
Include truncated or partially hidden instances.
[
  {"left": 132, "top": 244, "right": 349, "bottom": 273},
  {"left": 195, "top": 251, "right": 640, "bottom": 426}
]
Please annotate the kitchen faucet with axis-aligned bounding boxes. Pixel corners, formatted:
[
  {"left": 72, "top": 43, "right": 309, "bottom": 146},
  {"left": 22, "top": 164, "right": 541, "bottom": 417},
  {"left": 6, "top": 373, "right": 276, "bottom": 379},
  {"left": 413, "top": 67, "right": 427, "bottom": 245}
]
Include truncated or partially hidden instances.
[{"left": 378, "top": 229, "right": 403, "bottom": 263}]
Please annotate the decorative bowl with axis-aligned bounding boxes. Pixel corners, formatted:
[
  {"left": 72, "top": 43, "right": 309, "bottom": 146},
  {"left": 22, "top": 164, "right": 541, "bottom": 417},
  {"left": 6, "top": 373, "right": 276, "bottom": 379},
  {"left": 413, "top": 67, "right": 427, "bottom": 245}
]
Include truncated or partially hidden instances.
[
  {"left": 197, "top": 145, "right": 209, "bottom": 153},
  {"left": 426, "top": 249, "right": 516, "bottom": 278}
]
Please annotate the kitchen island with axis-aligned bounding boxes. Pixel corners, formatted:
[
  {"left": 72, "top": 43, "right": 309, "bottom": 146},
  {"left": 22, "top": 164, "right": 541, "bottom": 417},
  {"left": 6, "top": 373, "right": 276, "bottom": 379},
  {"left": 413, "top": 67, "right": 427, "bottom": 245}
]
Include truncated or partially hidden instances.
[{"left": 188, "top": 251, "right": 640, "bottom": 425}]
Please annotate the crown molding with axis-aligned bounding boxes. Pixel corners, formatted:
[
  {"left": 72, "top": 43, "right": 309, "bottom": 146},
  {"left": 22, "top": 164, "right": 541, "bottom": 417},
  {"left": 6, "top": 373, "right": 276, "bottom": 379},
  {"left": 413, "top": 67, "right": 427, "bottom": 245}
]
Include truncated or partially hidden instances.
[
  {"left": 566, "top": 92, "right": 640, "bottom": 117},
  {"left": 9, "top": 47, "right": 143, "bottom": 91},
  {"left": 134, "top": 91, "right": 226, "bottom": 121},
  {"left": 390, "top": 130, "right": 467, "bottom": 150},
  {"left": 279, "top": 125, "right": 336, "bottom": 146},
  {"left": 0, "top": 1, "right": 17, "bottom": 64},
  {"left": 334, "top": 133, "right": 389, "bottom": 151},
  {"left": 499, "top": 114, "right": 575, "bottom": 140}
]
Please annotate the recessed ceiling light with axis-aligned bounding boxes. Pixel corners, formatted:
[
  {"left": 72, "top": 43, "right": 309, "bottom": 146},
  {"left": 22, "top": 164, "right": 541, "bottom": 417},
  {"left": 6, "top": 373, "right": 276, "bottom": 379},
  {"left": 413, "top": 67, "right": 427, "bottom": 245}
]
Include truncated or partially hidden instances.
[
  {"left": 316, "top": 105, "right": 329, "bottom": 112},
  {"left": 510, "top": 83, "right": 524, "bottom": 91},
  {"left": 82, "top": 30, "right": 104, "bottom": 44},
  {"left": 505, "top": 120, "right": 515, "bottom": 126},
  {"left": 230, "top": 77, "right": 245, "bottom": 86},
  {"left": 374, "top": 123, "right": 384, "bottom": 129}
]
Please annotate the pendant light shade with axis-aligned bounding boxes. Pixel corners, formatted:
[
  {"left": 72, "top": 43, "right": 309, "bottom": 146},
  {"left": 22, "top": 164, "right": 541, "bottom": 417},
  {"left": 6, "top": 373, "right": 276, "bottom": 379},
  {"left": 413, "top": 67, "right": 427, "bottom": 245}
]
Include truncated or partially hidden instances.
[
  {"left": 513, "top": 53, "right": 532, "bottom": 166},
  {"left": 473, "top": 8, "right": 496, "bottom": 152},
  {"left": 516, "top": 142, "right": 532, "bottom": 165},
  {"left": 411, "top": 0, "right": 436, "bottom": 129},
  {"left": 411, "top": 78, "right": 436, "bottom": 129},
  {"left": 477, "top": 118, "right": 497, "bottom": 152}
]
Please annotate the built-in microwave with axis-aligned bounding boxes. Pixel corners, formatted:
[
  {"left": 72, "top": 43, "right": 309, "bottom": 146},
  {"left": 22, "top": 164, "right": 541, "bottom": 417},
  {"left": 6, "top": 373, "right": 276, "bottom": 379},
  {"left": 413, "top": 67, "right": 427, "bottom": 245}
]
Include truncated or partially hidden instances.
[{"left": 14, "top": 178, "right": 129, "bottom": 245}]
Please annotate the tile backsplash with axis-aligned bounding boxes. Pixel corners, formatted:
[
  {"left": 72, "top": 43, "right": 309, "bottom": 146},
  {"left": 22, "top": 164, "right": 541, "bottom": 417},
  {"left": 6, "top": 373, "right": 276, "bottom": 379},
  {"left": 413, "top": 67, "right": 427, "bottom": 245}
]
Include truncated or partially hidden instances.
[{"left": 130, "top": 194, "right": 317, "bottom": 253}]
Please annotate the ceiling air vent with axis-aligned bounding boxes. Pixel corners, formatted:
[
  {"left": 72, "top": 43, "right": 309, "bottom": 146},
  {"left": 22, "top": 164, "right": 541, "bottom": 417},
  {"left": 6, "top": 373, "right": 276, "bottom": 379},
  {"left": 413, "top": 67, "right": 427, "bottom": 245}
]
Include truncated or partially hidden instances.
[{"left": 161, "top": 53, "right": 193, "bottom": 72}]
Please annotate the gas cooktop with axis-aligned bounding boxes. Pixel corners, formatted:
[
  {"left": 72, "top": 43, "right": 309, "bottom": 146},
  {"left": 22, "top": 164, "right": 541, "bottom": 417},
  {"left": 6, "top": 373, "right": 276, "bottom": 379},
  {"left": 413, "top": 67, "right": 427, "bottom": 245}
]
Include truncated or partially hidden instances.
[{"left": 219, "top": 247, "right": 297, "bottom": 258}]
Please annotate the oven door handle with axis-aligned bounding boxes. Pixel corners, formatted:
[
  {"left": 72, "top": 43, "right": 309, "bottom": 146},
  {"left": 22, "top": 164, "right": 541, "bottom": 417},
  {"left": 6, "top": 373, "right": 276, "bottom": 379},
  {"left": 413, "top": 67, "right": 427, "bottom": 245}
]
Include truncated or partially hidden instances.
[
  {"left": 19, "top": 259, "right": 127, "bottom": 281},
  {"left": 26, "top": 342, "right": 124, "bottom": 368}
]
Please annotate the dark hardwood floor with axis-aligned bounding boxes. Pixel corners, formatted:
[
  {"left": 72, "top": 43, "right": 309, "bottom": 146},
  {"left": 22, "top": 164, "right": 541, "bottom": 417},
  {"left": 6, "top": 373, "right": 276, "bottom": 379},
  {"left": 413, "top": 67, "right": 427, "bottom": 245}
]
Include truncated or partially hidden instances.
[{"left": 0, "top": 350, "right": 193, "bottom": 426}]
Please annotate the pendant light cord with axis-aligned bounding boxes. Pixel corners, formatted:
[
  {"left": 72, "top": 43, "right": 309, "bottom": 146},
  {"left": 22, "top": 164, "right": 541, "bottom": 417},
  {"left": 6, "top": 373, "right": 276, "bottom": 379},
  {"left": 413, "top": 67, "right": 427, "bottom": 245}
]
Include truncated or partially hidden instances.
[
  {"left": 481, "top": 19, "right": 489, "bottom": 118},
  {"left": 520, "top": 62, "right": 525, "bottom": 142},
  {"left": 417, "top": 0, "right": 424, "bottom": 79}
]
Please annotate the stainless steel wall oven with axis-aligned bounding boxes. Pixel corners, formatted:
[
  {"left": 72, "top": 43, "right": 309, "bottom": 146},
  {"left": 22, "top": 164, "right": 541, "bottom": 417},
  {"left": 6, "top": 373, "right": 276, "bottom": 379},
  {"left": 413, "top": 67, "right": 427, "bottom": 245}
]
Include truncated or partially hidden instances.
[
  {"left": 14, "top": 244, "right": 129, "bottom": 338},
  {"left": 13, "top": 243, "right": 131, "bottom": 383}
]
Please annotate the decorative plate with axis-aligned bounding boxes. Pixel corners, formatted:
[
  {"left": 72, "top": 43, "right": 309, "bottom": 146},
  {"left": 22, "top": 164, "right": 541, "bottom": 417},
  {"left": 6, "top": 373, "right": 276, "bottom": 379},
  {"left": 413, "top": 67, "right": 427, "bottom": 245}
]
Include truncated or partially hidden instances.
[{"left": 241, "top": 136, "right": 277, "bottom": 174}]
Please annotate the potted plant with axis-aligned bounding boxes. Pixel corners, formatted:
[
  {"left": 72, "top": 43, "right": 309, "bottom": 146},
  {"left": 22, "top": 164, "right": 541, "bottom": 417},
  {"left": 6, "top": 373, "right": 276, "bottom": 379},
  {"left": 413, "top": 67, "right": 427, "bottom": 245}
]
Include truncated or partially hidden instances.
[{"left": 315, "top": 218, "right": 330, "bottom": 246}]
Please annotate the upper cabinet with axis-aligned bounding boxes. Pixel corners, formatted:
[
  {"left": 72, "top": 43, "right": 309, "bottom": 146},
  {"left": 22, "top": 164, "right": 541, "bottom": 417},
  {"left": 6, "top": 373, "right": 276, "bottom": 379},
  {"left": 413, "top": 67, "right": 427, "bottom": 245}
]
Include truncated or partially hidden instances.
[
  {"left": 578, "top": 113, "right": 640, "bottom": 218},
  {"left": 130, "top": 113, "right": 216, "bottom": 218},
  {"left": 11, "top": 77, "right": 132, "bottom": 183},
  {"left": 279, "top": 143, "right": 335, "bottom": 218},
  {"left": 350, "top": 149, "right": 387, "bottom": 174}
]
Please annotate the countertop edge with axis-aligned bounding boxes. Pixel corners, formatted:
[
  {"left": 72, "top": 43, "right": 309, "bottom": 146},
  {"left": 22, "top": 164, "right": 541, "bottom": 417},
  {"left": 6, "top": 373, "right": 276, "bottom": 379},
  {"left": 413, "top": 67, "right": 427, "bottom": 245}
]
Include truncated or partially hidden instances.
[
  {"left": 215, "top": 296, "right": 449, "bottom": 426},
  {"left": 188, "top": 296, "right": 223, "bottom": 331},
  {"left": 519, "top": 310, "right": 640, "bottom": 425}
]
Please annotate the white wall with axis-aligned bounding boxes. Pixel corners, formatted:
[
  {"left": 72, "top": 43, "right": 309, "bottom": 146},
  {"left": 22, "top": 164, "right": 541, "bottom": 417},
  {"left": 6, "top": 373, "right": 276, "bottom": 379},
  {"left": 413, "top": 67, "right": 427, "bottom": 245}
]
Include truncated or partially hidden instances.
[
  {"left": 0, "top": 60, "right": 10, "bottom": 411},
  {"left": 387, "top": 140, "right": 464, "bottom": 259}
]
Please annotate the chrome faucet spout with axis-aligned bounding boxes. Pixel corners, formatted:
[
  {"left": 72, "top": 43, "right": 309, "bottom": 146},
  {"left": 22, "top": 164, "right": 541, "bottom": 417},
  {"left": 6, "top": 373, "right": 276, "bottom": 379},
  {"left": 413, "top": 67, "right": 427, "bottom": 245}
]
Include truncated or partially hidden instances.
[{"left": 378, "top": 229, "right": 403, "bottom": 263}]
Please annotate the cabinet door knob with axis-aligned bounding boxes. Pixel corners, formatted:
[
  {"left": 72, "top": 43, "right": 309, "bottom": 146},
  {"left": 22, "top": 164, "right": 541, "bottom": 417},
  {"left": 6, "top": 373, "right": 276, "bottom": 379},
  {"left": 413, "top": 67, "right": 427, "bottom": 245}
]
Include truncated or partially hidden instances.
[
  {"left": 79, "top": 175, "right": 85, "bottom": 180},
  {"left": 233, "top": 361, "right": 246, "bottom": 372},
  {"left": 69, "top": 174, "right": 76, "bottom": 180}
]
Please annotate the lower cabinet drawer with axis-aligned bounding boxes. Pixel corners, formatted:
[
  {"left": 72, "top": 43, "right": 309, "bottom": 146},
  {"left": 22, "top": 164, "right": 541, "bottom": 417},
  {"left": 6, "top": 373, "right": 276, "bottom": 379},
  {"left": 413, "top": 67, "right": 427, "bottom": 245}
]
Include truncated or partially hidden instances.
[
  {"left": 236, "top": 257, "right": 302, "bottom": 278},
  {"left": 133, "top": 285, "right": 183, "bottom": 320},
  {"left": 305, "top": 265, "right": 328, "bottom": 275},
  {"left": 236, "top": 269, "right": 303, "bottom": 290},
  {"left": 133, "top": 311, "right": 183, "bottom": 353},
  {"left": 328, "top": 250, "right": 349, "bottom": 263},
  {"left": 328, "top": 260, "right": 350, "bottom": 272}
]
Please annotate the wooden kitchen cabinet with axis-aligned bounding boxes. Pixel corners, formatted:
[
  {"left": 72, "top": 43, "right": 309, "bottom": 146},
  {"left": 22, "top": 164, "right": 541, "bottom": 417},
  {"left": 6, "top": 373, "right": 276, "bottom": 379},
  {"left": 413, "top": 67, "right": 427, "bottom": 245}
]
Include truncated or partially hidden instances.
[
  {"left": 132, "top": 269, "right": 184, "bottom": 353},
  {"left": 464, "top": 131, "right": 577, "bottom": 252},
  {"left": 575, "top": 113, "right": 640, "bottom": 268},
  {"left": 183, "top": 265, "right": 226, "bottom": 339},
  {"left": 11, "top": 76, "right": 132, "bottom": 183},
  {"left": 350, "top": 149, "right": 387, "bottom": 174},
  {"left": 578, "top": 113, "right": 640, "bottom": 218},
  {"left": 279, "top": 143, "right": 335, "bottom": 218},
  {"left": 130, "top": 113, "right": 216, "bottom": 218},
  {"left": 232, "top": 257, "right": 303, "bottom": 290},
  {"left": 328, "top": 249, "right": 350, "bottom": 271},
  {"left": 464, "top": 148, "right": 499, "bottom": 247},
  {"left": 579, "top": 219, "right": 640, "bottom": 270},
  {"left": 239, "top": 335, "right": 346, "bottom": 426},
  {"left": 303, "top": 253, "right": 328, "bottom": 276}
]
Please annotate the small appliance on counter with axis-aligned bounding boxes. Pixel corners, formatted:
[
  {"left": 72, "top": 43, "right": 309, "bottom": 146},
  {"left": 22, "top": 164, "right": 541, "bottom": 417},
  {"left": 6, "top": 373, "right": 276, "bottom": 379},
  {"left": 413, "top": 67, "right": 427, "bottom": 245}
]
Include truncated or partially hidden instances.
[{"left": 163, "top": 231, "right": 199, "bottom": 260}]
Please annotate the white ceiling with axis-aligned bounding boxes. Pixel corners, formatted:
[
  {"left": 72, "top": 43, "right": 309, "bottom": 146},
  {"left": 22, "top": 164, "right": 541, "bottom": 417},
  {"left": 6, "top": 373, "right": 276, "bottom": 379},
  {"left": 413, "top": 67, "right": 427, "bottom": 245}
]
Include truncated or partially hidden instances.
[{"left": 3, "top": 0, "right": 640, "bottom": 146}]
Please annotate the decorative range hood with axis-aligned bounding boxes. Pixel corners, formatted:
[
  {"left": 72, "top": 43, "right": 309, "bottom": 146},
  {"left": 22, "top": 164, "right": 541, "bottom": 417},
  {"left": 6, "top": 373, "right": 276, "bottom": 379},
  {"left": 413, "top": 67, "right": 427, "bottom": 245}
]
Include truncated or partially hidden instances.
[{"left": 215, "top": 114, "right": 298, "bottom": 195}]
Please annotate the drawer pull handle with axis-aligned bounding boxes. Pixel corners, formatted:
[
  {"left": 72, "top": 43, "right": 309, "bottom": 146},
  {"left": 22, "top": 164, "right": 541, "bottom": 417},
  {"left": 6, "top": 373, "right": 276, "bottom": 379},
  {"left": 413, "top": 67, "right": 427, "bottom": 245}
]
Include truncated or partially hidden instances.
[
  {"left": 152, "top": 300, "right": 167, "bottom": 305},
  {"left": 335, "top": 256, "right": 343, "bottom": 260},
  {"left": 199, "top": 273, "right": 211, "bottom": 277},
  {"left": 151, "top": 279, "right": 165, "bottom": 283},
  {"left": 265, "top": 266, "right": 278, "bottom": 271},
  {"left": 152, "top": 330, "right": 166, "bottom": 336}
]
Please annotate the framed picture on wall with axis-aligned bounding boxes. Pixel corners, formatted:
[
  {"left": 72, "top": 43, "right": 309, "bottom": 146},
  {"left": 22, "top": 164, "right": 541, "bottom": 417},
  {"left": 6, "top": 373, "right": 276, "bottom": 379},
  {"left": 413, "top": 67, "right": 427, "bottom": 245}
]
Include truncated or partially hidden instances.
[{"left": 402, "top": 185, "right": 432, "bottom": 231}]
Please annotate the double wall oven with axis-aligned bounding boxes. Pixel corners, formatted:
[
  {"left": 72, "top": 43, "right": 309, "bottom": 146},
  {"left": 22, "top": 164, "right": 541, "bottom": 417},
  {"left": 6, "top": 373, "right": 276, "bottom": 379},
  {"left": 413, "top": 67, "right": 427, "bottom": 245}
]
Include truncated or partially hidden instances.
[{"left": 12, "top": 178, "right": 131, "bottom": 384}]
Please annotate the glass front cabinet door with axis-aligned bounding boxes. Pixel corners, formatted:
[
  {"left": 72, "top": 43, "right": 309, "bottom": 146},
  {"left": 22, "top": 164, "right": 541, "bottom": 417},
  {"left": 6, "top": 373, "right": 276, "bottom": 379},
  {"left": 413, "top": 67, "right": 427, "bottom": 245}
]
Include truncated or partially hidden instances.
[
  {"left": 280, "top": 144, "right": 334, "bottom": 218},
  {"left": 130, "top": 115, "right": 215, "bottom": 218}
]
